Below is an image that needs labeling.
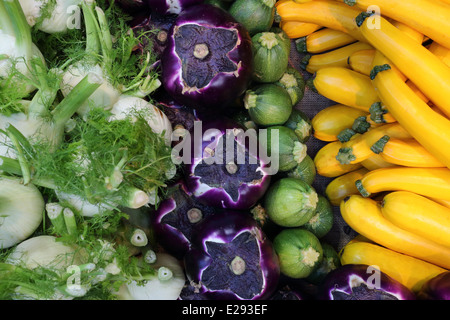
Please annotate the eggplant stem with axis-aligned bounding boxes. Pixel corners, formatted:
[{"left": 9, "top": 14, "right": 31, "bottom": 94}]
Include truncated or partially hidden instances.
[{"left": 193, "top": 43, "right": 209, "bottom": 59}]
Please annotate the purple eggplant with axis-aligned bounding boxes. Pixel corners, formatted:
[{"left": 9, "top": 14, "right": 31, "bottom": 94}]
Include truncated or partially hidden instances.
[
  {"left": 318, "top": 264, "right": 416, "bottom": 300},
  {"left": 184, "top": 210, "right": 280, "bottom": 300},
  {"left": 147, "top": 0, "right": 204, "bottom": 15},
  {"left": 150, "top": 181, "right": 219, "bottom": 259},
  {"left": 160, "top": 4, "right": 253, "bottom": 114},
  {"left": 183, "top": 117, "right": 271, "bottom": 210},
  {"left": 417, "top": 271, "right": 450, "bottom": 300}
]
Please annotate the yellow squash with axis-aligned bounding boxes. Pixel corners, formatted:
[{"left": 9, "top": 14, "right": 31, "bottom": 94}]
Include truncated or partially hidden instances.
[
  {"left": 336, "top": 0, "right": 450, "bottom": 49},
  {"left": 303, "top": 42, "right": 373, "bottom": 73},
  {"left": 347, "top": 49, "right": 375, "bottom": 76},
  {"left": 314, "top": 141, "right": 363, "bottom": 178},
  {"left": 275, "top": 0, "right": 367, "bottom": 42},
  {"left": 312, "top": 67, "right": 401, "bottom": 117},
  {"left": 340, "top": 195, "right": 450, "bottom": 269},
  {"left": 355, "top": 167, "right": 450, "bottom": 201},
  {"left": 428, "top": 41, "right": 450, "bottom": 67},
  {"left": 325, "top": 167, "right": 369, "bottom": 206},
  {"left": 298, "top": 28, "right": 356, "bottom": 54},
  {"left": 360, "top": 15, "right": 450, "bottom": 117},
  {"left": 360, "top": 154, "right": 397, "bottom": 171},
  {"left": 371, "top": 51, "right": 450, "bottom": 169},
  {"left": 311, "top": 104, "right": 369, "bottom": 142},
  {"left": 340, "top": 241, "right": 447, "bottom": 293},
  {"left": 380, "top": 138, "right": 445, "bottom": 168},
  {"left": 280, "top": 20, "right": 322, "bottom": 39},
  {"left": 381, "top": 191, "right": 450, "bottom": 248},
  {"left": 336, "top": 123, "right": 412, "bottom": 165}
]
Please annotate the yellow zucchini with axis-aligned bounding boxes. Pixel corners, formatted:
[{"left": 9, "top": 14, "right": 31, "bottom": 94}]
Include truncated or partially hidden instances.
[
  {"left": 336, "top": 123, "right": 412, "bottom": 165},
  {"left": 313, "top": 141, "right": 363, "bottom": 178},
  {"left": 275, "top": 0, "right": 367, "bottom": 42},
  {"left": 340, "top": 241, "right": 447, "bottom": 293},
  {"left": 338, "top": 0, "right": 450, "bottom": 49},
  {"left": 297, "top": 28, "right": 356, "bottom": 54},
  {"left": 302, "top": 42, "right": 373, "bottom": 73},
  {"left": 359, "top": 15, "right": 450, "bottom": 117},
  {"left": 431, "top": 198, "right": 450, "bottom": 210},
  {"left": 347, "top": 49, "right": 375, "bottom": 76},
  {"left": 380, "top": 138, "right": 445, "bottom": 168},
  {"left": 381, "top": 191, "right": 450, "bottom": 247},
  {"left": 355, "top": 167, "right": 450, "bottom": 201},
  {"left": 391, "top": 20, "right": 424, "bottom": 44},
  {"left": 360, "top": 154, "right": 397, "bottom": 171},
  {"left": 325, "top": 167, "right": 369, "bottom": 206},
  {"left": 311, "top": 67, "right": 401, "bottom": 116},
  {"left": 280, "top": 20, "right": 322, "bottom": 39},
  {"left": 371, "top": 51, "right": 450, "bottom": 169},
  {"left": 311, "top": 104, "right": 369, "bottom": 142},
  {"left": 340, "top": 195, "right": 450, "bottom": 269},
  {"left": 428, "top": 41, "right": 450, "bottom": 67}
]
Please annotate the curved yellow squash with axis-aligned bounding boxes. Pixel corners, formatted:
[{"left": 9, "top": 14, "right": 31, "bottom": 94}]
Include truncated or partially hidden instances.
[
  {"left": 340, "top": 195, "right": 450, "bottom": 269},
  {"left": 340, "top": 241, "right": 447, "bottom": 293}
]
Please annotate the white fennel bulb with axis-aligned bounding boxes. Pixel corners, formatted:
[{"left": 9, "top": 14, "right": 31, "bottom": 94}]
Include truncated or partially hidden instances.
[
  {"left": 116, "top": 253, "right": 186, "bottom": 300},
  {"left": 18, "top": 0, "right": 82, "bottom": 33},
  {"left": 0, "top": 176, "right": 44, "bottom": 249},
  {"left": 109, "top": 95, "right": 173, "bottom": 146},
  {"left": 61, "top": 63, "right": 121, "bottom": 119}
]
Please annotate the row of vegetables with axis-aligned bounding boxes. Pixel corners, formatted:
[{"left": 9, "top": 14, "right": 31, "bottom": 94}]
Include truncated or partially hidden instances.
[
  {"left": 276, "top": 0, "right": 450, "bottom": 299},
  {"left": 0, "top": 0, "right": 449, "bottom": 301}
]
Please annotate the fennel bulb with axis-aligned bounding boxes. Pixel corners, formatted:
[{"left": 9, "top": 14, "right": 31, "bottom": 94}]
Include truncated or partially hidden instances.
[
  {"left": 116, "top": 253, "right": 186, "bottom": 300},
  {"left": 61, "top": 63, "right": 122, "bottom": 119},
  {"left": 18, "top": 0, "right": 82, "bottom": 33},
  {"left": 6, "top": 235, "right": 84, "bottom": 270},
  {"left": 0, "top": 176, "right": 44, "bottom": 249},
  {"left": 109, "top": 95, "right": 173, "bottom": 146}
]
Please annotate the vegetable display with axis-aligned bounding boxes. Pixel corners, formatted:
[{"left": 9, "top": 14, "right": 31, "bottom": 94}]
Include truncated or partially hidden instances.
[{"left": 1, "top": 0, "right": 450, "bottom": 302}]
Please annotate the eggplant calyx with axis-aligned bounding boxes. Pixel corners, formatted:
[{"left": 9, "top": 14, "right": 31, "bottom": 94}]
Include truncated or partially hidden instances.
[
  {"left": 187, "top": 208, "right": 203, "bottom": 223},
  {"left": 193, "top": 43, "right": 210, "bottom": 60},
  {"left": 230, "top": 256, "right": 246, "bottom": 275},
  {"left": 226, "top": 161, "right": 238, "bottom": 174}
]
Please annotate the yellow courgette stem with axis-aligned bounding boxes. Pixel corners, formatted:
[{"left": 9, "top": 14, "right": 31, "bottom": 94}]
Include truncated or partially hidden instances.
[
  {"left": 370, "top": 51, "right": 450, "bottom": 168},
  {"left": 275, "top": 0, "right": 367, "bottom": 42},
  {"left": 340, "top": 195, "right": 450, "bottom": 269},
  {"left": 359, "top": 15, "right": 450, "bottom": 117},
  {"left": 340, "top": 241, "right": 447, "bottom": 293},
  {"left": 381, "top": 191, "right": 450, "bottom": 247},
  {"left": 280, "top": 20, "right": 322, "bottom": 38},
  {"left": 297, "top": 27, "right": 356, "bottom": 54},
  {"left": 325, "top": 167, "right": 369, "bottom": 206},
  {"left": 355, "top": 167, "right": 450, "bottom": 201},
  {"left": 336, "top": 123, "right": 412, "bottom": 165},
  {"left": 311, "top": 104, "right": 369, "bottom": 142},
  {"left": 302, "top": 41, "right": 373, "bottom": 73},
  {"left": 313, "top": 141, "right": 363, "bottom": 178},
  {"left": 380, "top": 138, "right": 445, "bottom": 168},
  {"left": 336, "top": 0, "right": 450, "bottom": 49}
]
